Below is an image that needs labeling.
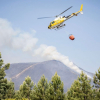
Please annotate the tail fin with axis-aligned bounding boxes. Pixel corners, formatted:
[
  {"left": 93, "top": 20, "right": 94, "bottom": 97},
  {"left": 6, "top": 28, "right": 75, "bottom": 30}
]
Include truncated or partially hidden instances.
[
  {"left": 72, "top": 4, "right": 83, "bottom": 16},
  {"left": 80, "top": 4, "right": 83, "bottom": 12}
]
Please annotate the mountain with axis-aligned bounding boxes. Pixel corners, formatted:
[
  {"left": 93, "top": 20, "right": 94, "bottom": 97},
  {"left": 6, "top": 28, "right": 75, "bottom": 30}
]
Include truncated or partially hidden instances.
[
  {"left": 5, "top": 60, "right": 94, "bottom": 92},
  {"left": 73, "top": 63, "right": 94, "bottom": 79}
]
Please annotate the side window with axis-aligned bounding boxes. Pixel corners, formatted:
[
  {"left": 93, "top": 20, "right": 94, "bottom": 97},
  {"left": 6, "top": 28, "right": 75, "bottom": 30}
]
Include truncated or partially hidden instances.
[{"left": 52, "top": 21, "right": 54, "bottom": 24}]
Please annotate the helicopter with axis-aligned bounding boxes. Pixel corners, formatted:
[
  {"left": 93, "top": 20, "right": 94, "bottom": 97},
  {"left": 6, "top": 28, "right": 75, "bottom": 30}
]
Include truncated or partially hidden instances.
[{"left": 38, "top": 4, "right": 83, "bottom": 30}]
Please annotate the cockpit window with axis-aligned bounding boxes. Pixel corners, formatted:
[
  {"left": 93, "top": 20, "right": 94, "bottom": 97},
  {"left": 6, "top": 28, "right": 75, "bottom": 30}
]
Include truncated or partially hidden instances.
[{"left": 51, "top": 21, "right": 54, "bottom": 24}]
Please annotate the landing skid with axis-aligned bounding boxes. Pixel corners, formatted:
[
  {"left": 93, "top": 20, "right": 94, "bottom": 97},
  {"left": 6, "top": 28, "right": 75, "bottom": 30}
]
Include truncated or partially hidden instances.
[{"left": 55, "top": 25, "right": 65, "bottom": 30}]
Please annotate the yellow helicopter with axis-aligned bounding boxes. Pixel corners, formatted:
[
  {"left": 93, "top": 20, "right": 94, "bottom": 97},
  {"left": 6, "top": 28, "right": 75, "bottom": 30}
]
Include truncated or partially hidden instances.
[{"left": 38, "top": 4, "right": 83, "bottom": 30}]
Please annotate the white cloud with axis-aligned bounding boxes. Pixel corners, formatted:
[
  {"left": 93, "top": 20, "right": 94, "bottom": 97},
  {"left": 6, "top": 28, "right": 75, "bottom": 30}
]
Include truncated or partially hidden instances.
[
  {"left": 12, "top": 33, "right": 38, "bottom": 51},
  {"left": 0, "top": 18, "right": 38, "bottom": 51},
  {"left": 0, "top": 18, "right": 16, "bottom": 47}
]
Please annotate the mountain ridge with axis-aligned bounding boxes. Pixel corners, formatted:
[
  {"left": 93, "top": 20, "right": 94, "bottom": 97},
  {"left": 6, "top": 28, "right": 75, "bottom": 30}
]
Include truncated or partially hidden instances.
[{"left": 5, "top": 60, "right": 94, "bottom": 92}]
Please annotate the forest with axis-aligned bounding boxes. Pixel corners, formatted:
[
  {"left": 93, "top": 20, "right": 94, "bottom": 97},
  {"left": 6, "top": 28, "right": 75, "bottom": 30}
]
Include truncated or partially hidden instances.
[{"left": 0, "top": 52, "right": 100, "bottom": 100}]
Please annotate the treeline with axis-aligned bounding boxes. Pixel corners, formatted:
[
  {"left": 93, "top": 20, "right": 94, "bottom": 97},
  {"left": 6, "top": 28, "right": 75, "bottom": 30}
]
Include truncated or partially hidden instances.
[{"left": 0, "top": 52, "right": 100, "bottom": 100}]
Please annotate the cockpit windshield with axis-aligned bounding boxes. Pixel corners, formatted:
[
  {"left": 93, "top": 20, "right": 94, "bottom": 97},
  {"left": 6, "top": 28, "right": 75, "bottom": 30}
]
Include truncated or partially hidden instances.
[
  {"left": 50, "top": 21, "right": 55, "bottom": 27},
  {"left": 51, "top": 21, "right": 55, "bottom": 24}
]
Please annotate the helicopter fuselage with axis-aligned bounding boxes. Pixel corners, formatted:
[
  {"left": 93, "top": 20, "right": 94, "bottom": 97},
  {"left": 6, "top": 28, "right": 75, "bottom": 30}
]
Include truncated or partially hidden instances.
[
  {"left": 48, "top": 12, "right": 79, "bottom": 29},
  {"left": 48, "top": 16, "right": 66, "bottom": 29},
  {"left": 48, "top": 4, "right": 83, "bottom": 30}
]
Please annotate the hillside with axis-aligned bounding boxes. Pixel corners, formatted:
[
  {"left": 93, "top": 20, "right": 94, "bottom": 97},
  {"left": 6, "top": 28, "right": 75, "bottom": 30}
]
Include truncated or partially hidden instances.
[{"left": 5, "top": 60, "right": 94, "bottom": 92}]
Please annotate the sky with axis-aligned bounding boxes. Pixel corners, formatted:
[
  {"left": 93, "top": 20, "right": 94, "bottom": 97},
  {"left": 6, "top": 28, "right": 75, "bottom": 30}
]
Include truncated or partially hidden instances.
[{"left": 0, "top": 0, "right": 100, "bottom": 74}]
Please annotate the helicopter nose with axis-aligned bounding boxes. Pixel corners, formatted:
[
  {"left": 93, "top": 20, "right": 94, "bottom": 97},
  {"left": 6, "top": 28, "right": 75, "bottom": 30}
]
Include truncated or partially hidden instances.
[{"left": 48, "top": 26, "right": 50, "bottom": 29}]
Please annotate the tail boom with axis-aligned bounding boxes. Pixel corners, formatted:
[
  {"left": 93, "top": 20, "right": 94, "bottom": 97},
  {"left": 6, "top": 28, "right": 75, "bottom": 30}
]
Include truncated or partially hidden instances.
[{"left": 74, "top": 4, "right": 83, "bottom": 15}]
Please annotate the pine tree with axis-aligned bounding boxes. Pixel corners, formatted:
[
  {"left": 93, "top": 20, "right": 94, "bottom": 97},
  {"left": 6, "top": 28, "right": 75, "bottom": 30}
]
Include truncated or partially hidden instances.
[
  {"left": 66, "top": 80, "right": 82, "bottom": 100},
  {"left": 93, "top": 67, "right": 100, "bottom": 88},
  {"left": 47, "top": 72, "right": 65, "bottom": 100},
  {"left": 5, "top": 79, "right": 15, "bottom": 99},
  {"left": 14, "top": 90, "right": 22, "bottom": 100},
  {"left": 93, "top": 67, "right": 100, "bottom": 100},
  {"left": 66, "top": 71, "right": 93, "bottom": 100},
  {"left": 19, "top": 76, "right": 34, "bottom": 100},
  {"left": 31, "top": 75, "right": 49, "bottom": 100},
  {"left": 0, "top": 52, "right": 10, "bottom": 99}
]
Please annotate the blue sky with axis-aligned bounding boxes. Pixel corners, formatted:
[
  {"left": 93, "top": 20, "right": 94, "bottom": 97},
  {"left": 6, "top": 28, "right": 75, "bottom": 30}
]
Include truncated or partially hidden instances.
[{"left": 0, "top": 0, "right": 100, "bottom": 74}]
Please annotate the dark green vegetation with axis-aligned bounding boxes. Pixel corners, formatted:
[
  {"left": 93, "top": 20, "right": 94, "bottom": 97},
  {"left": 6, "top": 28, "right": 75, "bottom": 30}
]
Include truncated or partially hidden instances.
[
  {"left": 0, "top": 52, "right": 100, "bottom": 100},
  {"left": 0, "top": 52, "right": 14, "bottom": 99}
]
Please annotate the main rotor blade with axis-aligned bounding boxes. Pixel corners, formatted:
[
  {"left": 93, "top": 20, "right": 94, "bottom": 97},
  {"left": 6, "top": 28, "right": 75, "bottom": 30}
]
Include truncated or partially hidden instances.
[
  {"left": 56, "top": 6, "right": 73, "bottom": 17},
  {"left": 37, "top": 17, "right": 54, "bottom": 19},
  {"left": 38, "top": 6, "right": 72, "bottom": 19}
]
